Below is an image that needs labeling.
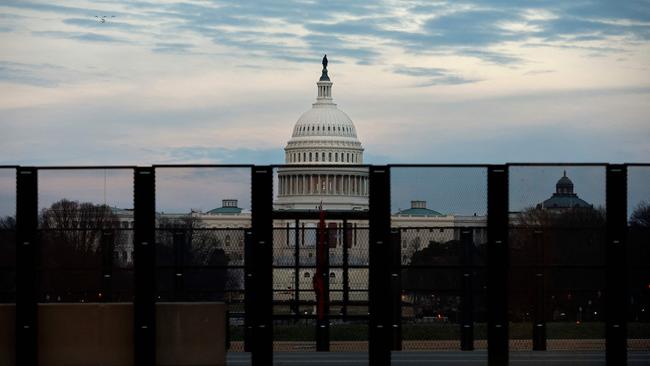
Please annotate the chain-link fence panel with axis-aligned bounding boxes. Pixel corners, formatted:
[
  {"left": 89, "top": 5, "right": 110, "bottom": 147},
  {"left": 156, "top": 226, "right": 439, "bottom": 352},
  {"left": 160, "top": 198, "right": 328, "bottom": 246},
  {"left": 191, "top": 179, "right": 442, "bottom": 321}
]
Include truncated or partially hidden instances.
[{"left": 509, "top": 165, "right": 607, "bottom": 352}]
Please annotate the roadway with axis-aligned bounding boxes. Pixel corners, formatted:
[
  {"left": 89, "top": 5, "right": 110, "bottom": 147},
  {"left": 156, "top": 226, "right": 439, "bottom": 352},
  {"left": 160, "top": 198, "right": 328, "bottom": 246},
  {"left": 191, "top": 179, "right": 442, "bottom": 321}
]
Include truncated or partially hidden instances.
[{"left": 228, "top": 351, "right": 650, "bottom": 365}]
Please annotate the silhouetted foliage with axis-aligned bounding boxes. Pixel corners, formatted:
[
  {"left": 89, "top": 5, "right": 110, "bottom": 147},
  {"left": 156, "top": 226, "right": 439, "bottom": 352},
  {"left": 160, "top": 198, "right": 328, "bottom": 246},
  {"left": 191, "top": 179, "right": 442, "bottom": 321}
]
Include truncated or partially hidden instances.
[
  {"left": 402, "top": 240, "right": 462, "bottom": 319},
  {"left": 39, "top": 199, "right": 121, "bottom": 302},
  {"left": 0, "top": 216, "right": 15, "bottom": 230},
  {"left": 628, "top": 201, "right": 650, "bottom": 322},
  {"left": 630, "top": 201, "right": 650, "bottom": 228},
  {"left": 0, "top": 216, "right": 16, "bottom": 302},
  {"left": 156, "top": 215, "right": 231, "bottom": 301},
  {"left": 509, "top": 206, "right": 606, "bottom": 321}
]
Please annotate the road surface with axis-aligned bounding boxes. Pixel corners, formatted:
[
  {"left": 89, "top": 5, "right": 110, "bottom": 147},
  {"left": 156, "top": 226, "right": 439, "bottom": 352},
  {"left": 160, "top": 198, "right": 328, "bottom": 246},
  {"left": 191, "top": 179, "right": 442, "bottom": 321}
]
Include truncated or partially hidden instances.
[{"left": 227, "top": 351, "right": 650, "bottom": 365}]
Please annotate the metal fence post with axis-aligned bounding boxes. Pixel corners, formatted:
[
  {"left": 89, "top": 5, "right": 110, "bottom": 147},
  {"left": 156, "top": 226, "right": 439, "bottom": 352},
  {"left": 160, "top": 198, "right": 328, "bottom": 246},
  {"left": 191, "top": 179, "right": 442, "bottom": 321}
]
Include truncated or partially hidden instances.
[
  {"left": 16, "top": 167, "right": 38, "bottom": 366},
  {"left": 293, "top": 219, "right": 300, "bottom": 319},
  {"left": 532, "top": 230, "right": 546, "bottom": 351},
  {"left": 369, "top": 166, "right": 391, "bottom": 366},
  {"left": 134, "top": 167, "right": 156, "bottom": 365},
  {"left": 606, "top": 164, "right": 627, "bottom": 365},
  {"left": 316, "top": 227, "right": 330, "bottom": 351},
  {"left": 390, "top": 228, "right": 402, "bottom": 351},
  {"left": 487, "top": 165, "right": 509, "bottom": 366},
  {"left": 101, "top": 230, "right": 114, "bottom": 302},
  {"left": 342, "top": 220, "right": 349, "bottom": 320},
  {"left": 250, "top": 166, "right": 273, "bottom": 365},
  {"left": 460, "top": 229, "right": 475, "bottom": 351},
  {"left": 173, "top": 230, "right": 185, "bottom": 301},
  {"left": 244, "top": 229, "right": 253, "bottom": 353}
]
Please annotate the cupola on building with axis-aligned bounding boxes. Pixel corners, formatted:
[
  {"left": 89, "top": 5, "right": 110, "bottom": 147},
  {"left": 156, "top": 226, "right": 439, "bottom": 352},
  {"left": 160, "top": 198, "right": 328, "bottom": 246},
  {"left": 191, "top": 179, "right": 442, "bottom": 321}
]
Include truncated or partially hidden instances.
[{"left": 537, "top": 171, "right": 592, "bottom": 210}]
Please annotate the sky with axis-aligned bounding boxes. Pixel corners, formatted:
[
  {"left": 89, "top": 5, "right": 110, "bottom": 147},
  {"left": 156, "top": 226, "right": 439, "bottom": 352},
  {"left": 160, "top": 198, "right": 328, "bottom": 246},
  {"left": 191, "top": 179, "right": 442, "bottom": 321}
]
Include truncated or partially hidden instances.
[
  {"left": 1, "top": 165, "right": 648, "bottom": 218},
  {"left": 0, "top": 0, "right": 649, "bottom": 166}
]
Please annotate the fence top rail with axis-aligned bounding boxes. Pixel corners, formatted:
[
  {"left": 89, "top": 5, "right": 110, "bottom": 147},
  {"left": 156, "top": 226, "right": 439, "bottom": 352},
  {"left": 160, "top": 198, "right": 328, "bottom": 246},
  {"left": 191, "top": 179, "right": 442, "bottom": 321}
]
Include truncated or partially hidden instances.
[
  {"left": 3, "top": 163, "right": 649, "bottom": 169},
  {"left": 271, "top": 163, "right": 372, "bottom": 168},
  {"left": 507, "top": 162, "right": 609, "bottom": 167},
  {"left": 388, "top": 164, "right": 489, "bottom": 168},
  {"left": 153, "top": 164, "right": 254, "bottom": 168},
  {"left": 29, "top": 165, "right": 137, "bottom": 170}
]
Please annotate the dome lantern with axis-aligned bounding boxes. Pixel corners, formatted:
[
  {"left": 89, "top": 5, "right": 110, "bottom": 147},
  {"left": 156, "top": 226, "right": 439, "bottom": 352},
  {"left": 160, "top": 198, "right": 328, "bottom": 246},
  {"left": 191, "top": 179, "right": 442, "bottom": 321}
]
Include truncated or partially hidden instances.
[
  {"left": 316, "top": 54, "right": 333, "bottom": 103},
  {"left": 556, "top": 170, "right": 575, "bottom": 195}
]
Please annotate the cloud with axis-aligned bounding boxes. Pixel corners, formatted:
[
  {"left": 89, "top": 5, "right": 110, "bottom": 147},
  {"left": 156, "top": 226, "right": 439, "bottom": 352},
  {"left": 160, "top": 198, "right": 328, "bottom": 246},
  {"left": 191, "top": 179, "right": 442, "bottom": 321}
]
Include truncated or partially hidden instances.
[
  {"left": 152, "top": 42, "right": 194, "bottom": 54},
  {"left": 166, "top": 147, "right": 284, "bottom": 165},
  {"left": 392, "top": 66, "right": 481, "bottom": 86},
  {"left": 32, "top": 31, "right": 126, "bottom": 43},
  {"left": 4, "top": 0, "right": 650, "bottom": 68},
  {"left": 0, "top": 61, "right": 72, "bottom": 86},
  {"left": 523, "top": 69, "right": 555, "bottom": 75},
  {"left": 62, "top": 17, "right": 140, "bottom": 32},
  {"left": 0, "top": 0, "right": 649, "bottom": 169},
  {"left": 462, "top": 50, "right": 524, "bottom": 65}
]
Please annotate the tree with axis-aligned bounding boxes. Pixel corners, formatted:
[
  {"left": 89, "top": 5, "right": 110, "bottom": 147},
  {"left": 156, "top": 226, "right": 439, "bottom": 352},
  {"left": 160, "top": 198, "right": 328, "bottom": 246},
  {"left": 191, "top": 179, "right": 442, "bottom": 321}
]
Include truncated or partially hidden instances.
[
  {"left": 630, "top": 201, "right": 650, "bottom": 228},
  {"left": 510, "top": 206, "right": 606, "bottom": 321},
  {"left": 0, "top": 216, "right": 15, "bottom": 230},
  {"left": 628, "top": 201, "right": 650, "bottom": 322},
  {"left": 156, "top": 214, "right": 231, "bottom": 301},
  {"left": 402, "top": 240, "right": 462, "bottom": 319},
  {"left": 0, "top": 215, "right": 16, "bottom": 301},
  {"left": 39, "top": 199, "right": 121, "bottom": 302}
]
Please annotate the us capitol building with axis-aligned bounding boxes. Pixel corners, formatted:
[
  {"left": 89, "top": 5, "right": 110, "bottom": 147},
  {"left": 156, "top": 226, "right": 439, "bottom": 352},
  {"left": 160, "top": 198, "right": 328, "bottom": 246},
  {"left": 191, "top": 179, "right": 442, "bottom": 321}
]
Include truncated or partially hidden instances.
[
  {"left": 112, "top": 56, "right": 590, "bottom": 273},
  {"left": 107, "top": 56, "right": 485, "bottom": 287}
]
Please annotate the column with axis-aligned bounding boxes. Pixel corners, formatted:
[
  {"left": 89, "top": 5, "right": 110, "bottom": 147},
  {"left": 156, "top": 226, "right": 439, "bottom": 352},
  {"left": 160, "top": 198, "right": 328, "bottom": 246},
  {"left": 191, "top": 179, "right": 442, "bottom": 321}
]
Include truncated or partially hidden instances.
[
  {"left": 336, "top": 175, "right": 340, "bottom": 194},
  {"left": 309, "top": 175, "right": 313, "bottom": 194},
  {"left": 346, "top": 175, "right": 350, "bottom": 195},
  {"left": 327, "top": 175, "right": 332, "bottom": 194},
  {"left": 325, "top": 175, "right": 329, "bottom": 195}
]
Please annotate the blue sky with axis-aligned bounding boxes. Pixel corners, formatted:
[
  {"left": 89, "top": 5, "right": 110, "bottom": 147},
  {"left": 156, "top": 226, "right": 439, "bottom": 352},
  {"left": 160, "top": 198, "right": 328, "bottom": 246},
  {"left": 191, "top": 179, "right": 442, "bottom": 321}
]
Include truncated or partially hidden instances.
[{"left": 0, "top": 0, "right": 649, "bottom": 166}]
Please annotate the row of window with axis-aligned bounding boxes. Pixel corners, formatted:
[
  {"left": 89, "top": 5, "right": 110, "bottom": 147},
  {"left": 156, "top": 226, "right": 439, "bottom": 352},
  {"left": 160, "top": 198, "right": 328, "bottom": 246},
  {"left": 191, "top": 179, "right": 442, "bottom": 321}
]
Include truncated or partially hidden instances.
[
  {"left": 296, "top": 124, "right": 354, "bottom": 136},
  {"left": 287, "top": 151, "right": 361, "bottom": 163}
]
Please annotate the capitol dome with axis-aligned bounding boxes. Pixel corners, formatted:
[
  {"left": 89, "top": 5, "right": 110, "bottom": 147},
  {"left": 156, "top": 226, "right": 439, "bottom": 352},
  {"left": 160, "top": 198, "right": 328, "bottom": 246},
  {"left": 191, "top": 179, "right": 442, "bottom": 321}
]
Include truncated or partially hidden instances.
[
  {"left": 275, "top": 55, "right": 368, "bottom": 211},
  {"left": 284, "top": 55, "right": 364, "bottom": 165}
]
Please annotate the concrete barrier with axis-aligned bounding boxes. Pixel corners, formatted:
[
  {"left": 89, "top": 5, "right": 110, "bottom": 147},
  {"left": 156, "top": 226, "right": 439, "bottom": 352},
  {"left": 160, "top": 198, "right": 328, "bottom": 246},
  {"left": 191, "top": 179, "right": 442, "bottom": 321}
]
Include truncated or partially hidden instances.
[
  {"left": 0, "top": 302, "right": 226, "bottom": 366},
  {"left": 0, "top": 304, "right": 15, "bottom": 366},
  {"left": 157, "top": 302, "right": 226, "bottom": 366},
  {"left": 38, "top": 303, "right": 134, "bottom": 366}
]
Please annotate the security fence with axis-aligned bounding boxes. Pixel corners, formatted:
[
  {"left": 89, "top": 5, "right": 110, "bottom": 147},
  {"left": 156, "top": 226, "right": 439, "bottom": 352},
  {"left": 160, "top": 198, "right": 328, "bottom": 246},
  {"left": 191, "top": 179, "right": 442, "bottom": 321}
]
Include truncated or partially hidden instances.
[{"left": 0, "top": 163, "right": 648, "bottom": 366}]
